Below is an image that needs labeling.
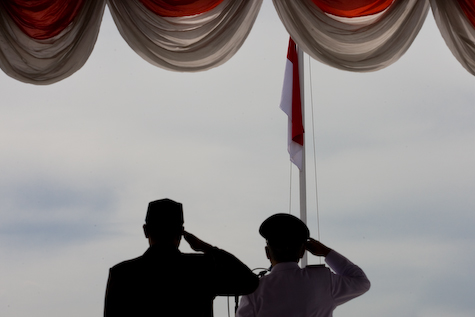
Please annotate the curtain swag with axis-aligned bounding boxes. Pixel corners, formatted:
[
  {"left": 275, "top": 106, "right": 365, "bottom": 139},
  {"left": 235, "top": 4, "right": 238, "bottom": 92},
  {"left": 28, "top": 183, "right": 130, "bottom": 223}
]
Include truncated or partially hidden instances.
[{"left": 0, "top": 0, "right": 473, "bottom": 84}]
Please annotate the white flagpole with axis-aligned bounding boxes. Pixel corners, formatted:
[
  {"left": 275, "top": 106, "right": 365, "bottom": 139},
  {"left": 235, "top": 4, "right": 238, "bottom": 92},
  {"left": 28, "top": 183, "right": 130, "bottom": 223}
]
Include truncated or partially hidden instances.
[{"left": 297, "top": 46, "right": 308, "bottom": 268}]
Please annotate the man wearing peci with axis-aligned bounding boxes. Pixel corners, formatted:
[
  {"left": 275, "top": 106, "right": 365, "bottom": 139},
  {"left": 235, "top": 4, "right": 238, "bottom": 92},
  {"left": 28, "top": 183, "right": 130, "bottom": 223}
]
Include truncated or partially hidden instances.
[
  {"left": 104, "top": 198, "right": 259, "bottom": 317},
  {"left": 236, "top": 213, "right": 370, "bottom": 317}
]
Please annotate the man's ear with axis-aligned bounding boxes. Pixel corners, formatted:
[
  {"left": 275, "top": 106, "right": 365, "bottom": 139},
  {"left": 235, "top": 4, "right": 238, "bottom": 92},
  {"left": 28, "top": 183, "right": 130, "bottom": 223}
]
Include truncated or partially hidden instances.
[
  {"left": 265, "top": 246, "right": 271, "bottom": 260},
  {"left": 143, "top": 224, "right": 149, "bottom": 238},
  {"left": 175, "top": 226, "right": 184, "bottom": 242},
  {"left": 298, "top": 244, "right": 305, "bottom": 259}
]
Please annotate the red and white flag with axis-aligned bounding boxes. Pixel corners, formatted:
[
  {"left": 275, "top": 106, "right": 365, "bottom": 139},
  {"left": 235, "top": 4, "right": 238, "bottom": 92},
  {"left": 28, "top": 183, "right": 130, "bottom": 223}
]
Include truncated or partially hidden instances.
[{"left": 280, "top": 38, "right": 304, "bottom": 170}]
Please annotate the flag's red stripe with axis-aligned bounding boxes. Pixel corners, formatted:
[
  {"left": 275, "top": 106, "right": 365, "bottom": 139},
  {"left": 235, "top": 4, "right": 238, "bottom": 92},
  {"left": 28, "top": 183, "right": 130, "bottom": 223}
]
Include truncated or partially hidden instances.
[
  {"left": 311, "top": 0, "right": 394, "bottom": 18},
  {"left": 139, "top": 0, "right": 224, "bottom": 17},
  {"left": 0, "top": 0, "right": 85, "bottom": 40},
  {"left": 458, "top": 0, "right": 475, "bottom": 28},
  {"left": 287, "top": 38, "right": 304, "bottom": 147}
]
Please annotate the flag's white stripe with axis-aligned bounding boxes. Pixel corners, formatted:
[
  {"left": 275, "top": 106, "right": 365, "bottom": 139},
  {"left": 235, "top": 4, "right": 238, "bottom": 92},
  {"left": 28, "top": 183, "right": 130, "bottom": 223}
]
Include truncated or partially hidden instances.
[{"left": 280, "top": 59, "right": 293, "bottom": 116}]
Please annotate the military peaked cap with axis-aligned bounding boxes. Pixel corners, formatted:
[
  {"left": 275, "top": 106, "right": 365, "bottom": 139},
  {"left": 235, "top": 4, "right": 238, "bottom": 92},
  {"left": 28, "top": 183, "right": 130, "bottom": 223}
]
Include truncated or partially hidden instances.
[{"left": 259, "top": 213, "right": 309, "bottom": 245}]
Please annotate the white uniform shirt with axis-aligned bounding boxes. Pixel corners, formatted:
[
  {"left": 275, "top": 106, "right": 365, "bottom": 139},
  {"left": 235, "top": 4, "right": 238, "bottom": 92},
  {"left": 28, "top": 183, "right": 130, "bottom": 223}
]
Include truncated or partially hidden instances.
[{"left": 236, "top": 250, "right": 370, "bottom": 317}]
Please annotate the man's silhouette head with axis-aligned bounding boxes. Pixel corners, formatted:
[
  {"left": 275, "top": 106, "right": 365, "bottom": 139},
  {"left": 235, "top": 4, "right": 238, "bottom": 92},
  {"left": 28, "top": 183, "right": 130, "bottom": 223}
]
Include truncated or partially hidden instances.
[
  {"left": 259, "top": 213, "right": 310, "bottom": 264},
  {"left": 143, "top": 198, "right": 184, "bottom": 247}
]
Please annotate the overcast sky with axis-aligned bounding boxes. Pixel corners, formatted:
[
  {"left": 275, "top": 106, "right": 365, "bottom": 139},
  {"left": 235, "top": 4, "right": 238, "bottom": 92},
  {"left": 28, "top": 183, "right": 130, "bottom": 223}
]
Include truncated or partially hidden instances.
[{"left": 1, "top": 2, "right": 474, "bottom": 317}]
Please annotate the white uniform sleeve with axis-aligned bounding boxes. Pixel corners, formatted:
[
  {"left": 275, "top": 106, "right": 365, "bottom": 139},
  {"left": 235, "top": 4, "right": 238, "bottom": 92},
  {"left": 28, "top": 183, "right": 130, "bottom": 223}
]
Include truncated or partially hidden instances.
[
  {"left": 236, "top": 294, "right": 255, "bottom": 317},
  {"left": 325, "top": 250, "right": 371, "bottom": 306}
]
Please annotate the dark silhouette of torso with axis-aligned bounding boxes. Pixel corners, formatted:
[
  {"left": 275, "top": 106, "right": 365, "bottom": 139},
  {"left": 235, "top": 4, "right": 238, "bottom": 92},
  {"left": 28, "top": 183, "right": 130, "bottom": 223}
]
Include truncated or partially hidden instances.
[{"left": 105, "top": 245, "right": 257, "bottom": 317}]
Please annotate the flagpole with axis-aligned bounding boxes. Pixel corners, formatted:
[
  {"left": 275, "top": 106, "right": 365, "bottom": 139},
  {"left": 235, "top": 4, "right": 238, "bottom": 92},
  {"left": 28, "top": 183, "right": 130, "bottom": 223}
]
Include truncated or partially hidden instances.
[{"left": 298, "top": 45, "right": 308, "bottom": 268}]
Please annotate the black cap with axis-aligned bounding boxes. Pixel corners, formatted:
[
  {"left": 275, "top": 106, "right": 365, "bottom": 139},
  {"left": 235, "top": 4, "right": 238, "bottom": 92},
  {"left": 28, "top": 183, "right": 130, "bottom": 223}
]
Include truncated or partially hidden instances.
[
  {"left": 145, "top": 198, "right": 184, "bottom": 227},
  {"left": 259, "top": 213, "right": 309, "bottom": 245}
]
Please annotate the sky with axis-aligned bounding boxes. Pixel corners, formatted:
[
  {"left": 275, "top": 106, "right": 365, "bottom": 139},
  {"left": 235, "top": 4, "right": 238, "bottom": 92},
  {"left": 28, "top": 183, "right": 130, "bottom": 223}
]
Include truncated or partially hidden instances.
[{"left": 1, "top": 2, "right": 474, "bottom": 317}]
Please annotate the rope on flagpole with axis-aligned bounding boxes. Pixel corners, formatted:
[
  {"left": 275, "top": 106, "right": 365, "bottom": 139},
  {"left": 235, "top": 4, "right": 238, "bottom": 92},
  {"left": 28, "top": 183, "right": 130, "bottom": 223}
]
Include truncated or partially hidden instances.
[
  {"left": 308, "top": 54, "right": 321, "bottom": 243},
  {"left": 307, "top": 54, "right": 322, "bottom": 264},
  {"left": 288, "top": 161, "right": 293, "bottom": 214}
]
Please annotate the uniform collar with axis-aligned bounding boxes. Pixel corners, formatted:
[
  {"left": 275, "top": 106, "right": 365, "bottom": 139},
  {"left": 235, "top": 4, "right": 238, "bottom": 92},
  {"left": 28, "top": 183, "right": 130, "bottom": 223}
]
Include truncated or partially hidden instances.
[{"left": 270, "top": 262, "right": 300, "bottom": 273}]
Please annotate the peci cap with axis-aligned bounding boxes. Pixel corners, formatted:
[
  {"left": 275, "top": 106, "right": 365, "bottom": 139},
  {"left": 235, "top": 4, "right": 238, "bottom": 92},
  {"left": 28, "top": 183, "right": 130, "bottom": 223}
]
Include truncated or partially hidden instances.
[
  {"left": 259, "top": 213, "right": 309, "bottom": 246},
  {"left": 145, "top": 198, "right": 184, "bottom": 227}
]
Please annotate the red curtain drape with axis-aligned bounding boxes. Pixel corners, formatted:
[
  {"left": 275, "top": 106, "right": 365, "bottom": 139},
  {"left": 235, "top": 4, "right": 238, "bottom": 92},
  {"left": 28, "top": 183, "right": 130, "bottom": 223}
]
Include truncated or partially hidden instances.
[
  {"left": 310, "top": 0, "right": 394, "bottom": 17},
  {"left": 138, "top": 0, "right": 224, "bottom": 17},
  {"left": 0, "top": 0, "right": 85, "bottom": 40},
  {"left": 458, "top": 0, "right": 475, "bottom": 27}
]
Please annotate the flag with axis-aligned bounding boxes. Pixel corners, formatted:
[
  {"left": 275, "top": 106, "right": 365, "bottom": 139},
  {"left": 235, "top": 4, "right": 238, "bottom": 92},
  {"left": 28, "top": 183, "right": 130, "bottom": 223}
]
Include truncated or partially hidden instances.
[{"left": 280, "top": 37, "right": 304, "bottom": 170}]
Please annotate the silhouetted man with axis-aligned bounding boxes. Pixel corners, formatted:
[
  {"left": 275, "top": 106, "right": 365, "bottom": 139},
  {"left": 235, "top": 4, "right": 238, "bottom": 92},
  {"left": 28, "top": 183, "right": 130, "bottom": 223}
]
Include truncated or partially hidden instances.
[
  {"left": 236, "top": 213, "right": 370, "bottom": 317},
  {"left": 104, "top": 199, "right": 258, "bottom": 317}
]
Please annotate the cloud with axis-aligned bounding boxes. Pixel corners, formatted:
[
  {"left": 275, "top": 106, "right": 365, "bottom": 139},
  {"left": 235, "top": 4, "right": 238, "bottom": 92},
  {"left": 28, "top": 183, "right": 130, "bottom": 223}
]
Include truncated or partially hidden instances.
[{"left": 0, "top": 176, "right": 117, "bottom": 250}]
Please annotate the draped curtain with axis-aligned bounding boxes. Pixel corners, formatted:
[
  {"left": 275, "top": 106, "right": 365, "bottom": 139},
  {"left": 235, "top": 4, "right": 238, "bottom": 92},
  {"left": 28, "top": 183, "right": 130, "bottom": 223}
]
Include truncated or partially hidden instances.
[
  {"left": 430, "top": 0, "right": 475, "bottom": 75},
  {"left": 0, "top": 0, "right": 106, "bottom": 85},
  {"left": 272, "top": 0, "right": 430, "bottom": 72},
  {"left": 107, "top": 0, "right": 263, "bottom": 72},
  {"left": 0, "top": 0, "right": 473, "bottom": 85}
]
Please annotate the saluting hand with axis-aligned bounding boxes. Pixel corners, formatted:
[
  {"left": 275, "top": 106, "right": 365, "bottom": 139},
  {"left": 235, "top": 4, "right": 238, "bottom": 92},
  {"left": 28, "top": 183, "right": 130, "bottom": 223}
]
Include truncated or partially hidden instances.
[
  {"left": 183, "top": 230, "right": 214, "bottom": 253},
  {"left": 305, "top": 238, "right": 332, "bottom": 257}
]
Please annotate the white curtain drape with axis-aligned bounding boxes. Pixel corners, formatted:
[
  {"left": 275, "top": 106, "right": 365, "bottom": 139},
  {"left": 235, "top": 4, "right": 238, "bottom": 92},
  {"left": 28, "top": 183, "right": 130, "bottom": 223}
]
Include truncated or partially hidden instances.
[
  {"left": 272, "top": 0, "right": 430, "bottom": 72},
  {"left": 430, "top": 0, "right": 475, "bottom": 75},
  {"left": 107, "top": 0, "right": 264, "bottom": 72},
  {"left": 0, "top": 0, "right": 106, "bottom": 85}
]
